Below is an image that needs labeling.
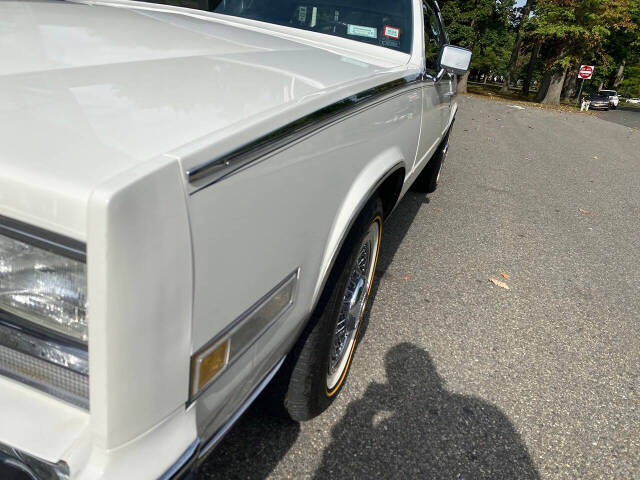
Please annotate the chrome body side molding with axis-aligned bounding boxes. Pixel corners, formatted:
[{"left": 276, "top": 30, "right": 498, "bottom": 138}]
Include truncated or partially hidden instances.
[
  {"left": 159, "top": 357, "right": 287, "bottom": 479},
  {"left": 158, "top": 439, "right": 199, "bottom": 480},
  {"left": 186, "top": 74, "right": 422, "bottom": 191},
  {"left": 196, "top": 356, "right": 286, "bottom": 463}
]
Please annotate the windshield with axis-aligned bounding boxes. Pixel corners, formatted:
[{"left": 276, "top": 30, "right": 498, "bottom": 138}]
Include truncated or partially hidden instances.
[
  {"left": 141, "top": 0, "right": 414, "bottom": 53},
  {"left": 599, "top": 90, "right": 616, "bottom": 97}
]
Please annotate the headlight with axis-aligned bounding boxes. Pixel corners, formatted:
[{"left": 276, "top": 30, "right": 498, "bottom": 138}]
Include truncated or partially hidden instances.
[
  {"left": 0, "top": 218, "right": 88, "bottom": 408},
  {"left": 0, "top": 234, "right": 87, "bottom": 342}
]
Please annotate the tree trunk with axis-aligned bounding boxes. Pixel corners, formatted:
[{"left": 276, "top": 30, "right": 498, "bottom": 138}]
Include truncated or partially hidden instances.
[
  {"left": 458, "top": 70, "right": 470, "bottom": 94},
  {"left": 613, "top": 60, "right": 625, "bottom": 89},
  {"left": 523, "top": 43, "right": 540, "bottom": 96},
  {"left": 562, "top": 68, "right": 578, "bottom": 100},
  {"left": 541, "top": 68, "right": 567, "bottom": 105},
  {"left": 536, "top": 68, "right": 552, "bottom": 102},
  {"left": 500, "top": 0, "right": 534, "bottom": 93}
]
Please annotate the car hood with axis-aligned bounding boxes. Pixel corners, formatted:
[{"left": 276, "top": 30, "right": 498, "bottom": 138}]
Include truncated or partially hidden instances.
[{"left": 0, "top": 0, "right": 410, "bottom": 238}]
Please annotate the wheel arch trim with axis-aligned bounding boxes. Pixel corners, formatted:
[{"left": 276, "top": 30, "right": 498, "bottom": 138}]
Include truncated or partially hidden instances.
[{"left": 311, "top": 159, "right": 406, "bottom": 311}]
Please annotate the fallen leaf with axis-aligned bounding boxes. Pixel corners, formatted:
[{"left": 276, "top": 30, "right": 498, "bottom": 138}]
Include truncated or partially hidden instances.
[
  {"left": 579, "top": 208, "right": 591, "bottom": 215},
  {"left": 593, "top": 156, "right": 598, "bottom": 160},
  {"left": 403, "top": 274, "right": 411, "bottom": 281},
  {"left": 501, "top": 272, "right": 511, "bottom": 280},
  {"left": 489, "top": 278, "right": 510, "bottom": 290}
]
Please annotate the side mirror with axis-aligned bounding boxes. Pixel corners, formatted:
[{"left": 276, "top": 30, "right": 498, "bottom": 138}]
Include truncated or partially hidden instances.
[{"left": 439, "top": 45, "right": 472, "bottom": 75}]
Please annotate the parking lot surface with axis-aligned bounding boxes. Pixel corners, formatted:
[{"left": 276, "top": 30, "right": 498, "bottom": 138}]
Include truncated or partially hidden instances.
[{"left": 199, "top": 96, "right": 640, "bottom": 479}]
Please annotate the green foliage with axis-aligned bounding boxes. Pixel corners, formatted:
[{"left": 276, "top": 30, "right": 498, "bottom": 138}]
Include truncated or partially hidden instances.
[
  {"left": 437, "top": 0, "right": 638, "bottom": 98},
  {"left": 620, "top": 60, "right": 640, "bottom": 96},
  {"left": 440, "top": 0, "right": 516, "bottom": 75},
  {"left": 529, "top": 0, "right": 637, "bottom": 70}
]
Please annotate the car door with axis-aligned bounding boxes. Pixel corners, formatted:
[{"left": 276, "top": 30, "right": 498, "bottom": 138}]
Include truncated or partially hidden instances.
[{"left": 414, "top": 0, "right": 451, "bottom": 170}]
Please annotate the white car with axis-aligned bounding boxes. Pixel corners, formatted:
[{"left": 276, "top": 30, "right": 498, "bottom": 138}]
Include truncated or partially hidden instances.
[
  {"left": 599, "top": 90, "right": 619, "bottom": 109},
  {"left": 0, "top": 0, "right": 470, "bottom": 478},
  {"left": 627, "top": 97, "right": 640, "bottom": 104}
]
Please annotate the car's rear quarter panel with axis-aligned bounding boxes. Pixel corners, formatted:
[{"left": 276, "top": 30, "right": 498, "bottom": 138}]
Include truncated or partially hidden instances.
[{"left": 188, "top": 83, "right": 422, "bottom": 439}]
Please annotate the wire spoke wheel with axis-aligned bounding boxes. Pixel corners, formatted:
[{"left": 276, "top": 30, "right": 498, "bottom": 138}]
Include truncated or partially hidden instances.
[
  {"left": 326, "top": 219, "right": 380, "bottom": 392},
  {"left": 278, "top": 198, "right": 384, "bottom": 421}
]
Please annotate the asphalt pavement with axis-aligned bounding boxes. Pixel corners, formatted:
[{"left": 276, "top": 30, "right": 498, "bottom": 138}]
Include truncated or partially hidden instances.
[
  {"left": 199, "top": 96, "right": 640, "bottom": 480},
  {"left": 593, "top": 104, "right": 640, "bottom": 129}
]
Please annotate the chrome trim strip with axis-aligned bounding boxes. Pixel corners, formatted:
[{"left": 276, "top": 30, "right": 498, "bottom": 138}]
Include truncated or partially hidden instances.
[
  {"left": 0, "top": 215, "right": 86, "bottom": 262},
  {"left": 196, "top": 356, "right": 286, "bottom": 462},
  {"left": 158, "top": 439, "right": 199, "bottom": 480},
  {"left": 189, "top": 270, "right": 298, "bottom": 401},
  {"left": 0, "top": 440, "right": 70, "bottom": 480},
  {"left": 187, "top": 74, "right": 422, "bottom": 191},
  {"left": 0, "top": 322, "right": 88, "bottom": 376}
]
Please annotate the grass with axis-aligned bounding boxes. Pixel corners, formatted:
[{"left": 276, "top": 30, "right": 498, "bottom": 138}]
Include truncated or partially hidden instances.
[{"left": 465, "top": 82, "right": 590, "bottom": 114}]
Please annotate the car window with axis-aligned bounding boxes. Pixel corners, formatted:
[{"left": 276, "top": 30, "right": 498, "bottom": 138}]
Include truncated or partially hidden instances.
[
  {"left": 141, "top": 0, "right": 414, "bottom": 54},
  {"left": 423, "top": 1, "right": 444, "bottom": 76}
]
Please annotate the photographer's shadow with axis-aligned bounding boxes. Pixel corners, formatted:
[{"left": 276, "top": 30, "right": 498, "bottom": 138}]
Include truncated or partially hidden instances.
[{"left": 314, "top": 343, "right": 540, "bottom": 480}]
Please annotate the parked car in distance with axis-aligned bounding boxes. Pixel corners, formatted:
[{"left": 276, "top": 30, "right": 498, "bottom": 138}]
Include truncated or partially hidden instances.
[
  {"left": 627, "top": 97, "right": 640, "bottom": 104},
  {"left": 0, "top": 0, "right": 471, "bottom": 479},
  {"left": 586, "top": 93, "right": 610, "bottom": 110},
  {"left": 598, "top": 89, "right": 619, "bottom": 109}
]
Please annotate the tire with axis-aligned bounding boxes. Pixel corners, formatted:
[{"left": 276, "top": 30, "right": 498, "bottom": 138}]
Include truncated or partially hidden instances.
[
  {"left": 280, "top": 197, "right": 384, "bottom": 421},
  {"left": 412, "top": 132, "right": 450, "bottom": 193}
]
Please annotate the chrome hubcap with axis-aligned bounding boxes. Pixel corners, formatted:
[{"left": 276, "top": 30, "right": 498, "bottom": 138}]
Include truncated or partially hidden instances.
[{"left": 327, "top": 221, "right": 380, "bottom": 391}]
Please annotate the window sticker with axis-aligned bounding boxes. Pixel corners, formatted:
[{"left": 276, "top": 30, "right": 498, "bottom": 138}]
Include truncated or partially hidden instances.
[
  {"left": 383, "top": 25, "right": 401, "bottom": 39},
  {"left": 298, "top": 6, "right": 307, "bottom": 23},
  {"left": 381, "top": 38, "right": 401, "bottom": 48},
  {"left": 347, "top": 24, "right": 378, "bottom": 39},
  {"left": 310, "top": 6, "right": 317, "bottom": 27}
]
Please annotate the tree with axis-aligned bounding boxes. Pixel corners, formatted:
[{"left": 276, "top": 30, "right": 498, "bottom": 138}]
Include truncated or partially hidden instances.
[
  {"left": 529, "top": 0, "right": 635, "bottom": 104},
  {"left": 603, "top": 0, "right": 640, "bottom": 90},
  {"left": 501, "top": 0, "right": 536, "bottom": 92},
  {"left": 522, "top": 42, "right": 542, "bottom": 95},
  {"left": 620, "top": 60, "right": 640, "bottom": 96},
  {"left": 440, "top": 0, "right": 515, "bottom": 93}
]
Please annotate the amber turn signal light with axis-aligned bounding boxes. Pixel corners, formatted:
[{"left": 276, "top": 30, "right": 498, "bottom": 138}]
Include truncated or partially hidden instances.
[{"left": 191, "top": 338, "right": 230, "bottom": 398}]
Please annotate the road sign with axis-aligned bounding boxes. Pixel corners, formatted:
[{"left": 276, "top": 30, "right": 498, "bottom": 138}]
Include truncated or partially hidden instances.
[{"left": 578, "top": 65, "right": 594, "bottom": 80}]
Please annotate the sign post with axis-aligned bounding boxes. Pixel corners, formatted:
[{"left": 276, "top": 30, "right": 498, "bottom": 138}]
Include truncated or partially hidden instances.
[{"left": 576, "top": 65, "right": 594, "bottom": 106}]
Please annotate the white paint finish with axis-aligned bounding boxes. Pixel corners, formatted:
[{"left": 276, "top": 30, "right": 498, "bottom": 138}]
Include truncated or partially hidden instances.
[
  {"left": 0, "top": 0, "right": 409, "bottom": 237},
  {"left": 0, "top": 375, "right": 89, "bottom": 463},
  {"left": 414, "top": 83, "right": 444, "bottom": 171},
  {"left": 75, "top": 406, "right": 196, "bottom": 480},
  {"left": 188, "top": 89, "right": 421, "bottom": 355},
  {"left": 86, "top": 157, "right": 193, "bottom": 449}
]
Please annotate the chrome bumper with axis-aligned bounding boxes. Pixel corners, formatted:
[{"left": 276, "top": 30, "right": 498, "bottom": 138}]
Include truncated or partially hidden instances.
[{"left": 0, "top": 441, "right": 69, "bottom": 480}]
